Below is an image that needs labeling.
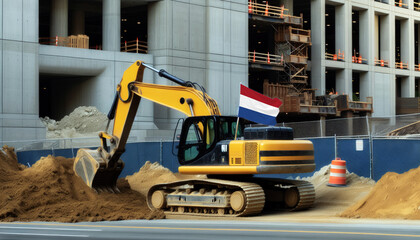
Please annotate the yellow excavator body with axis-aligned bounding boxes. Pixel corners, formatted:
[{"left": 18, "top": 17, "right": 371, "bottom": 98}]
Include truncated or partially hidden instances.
[{"left": 74, "top": 60, "right": 316, "bottom": 215}]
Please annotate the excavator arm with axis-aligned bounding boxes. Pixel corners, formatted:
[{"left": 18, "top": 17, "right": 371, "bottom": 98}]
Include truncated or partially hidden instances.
[{"left": 73, "top": 60, "right": 220, "bottom": 191}]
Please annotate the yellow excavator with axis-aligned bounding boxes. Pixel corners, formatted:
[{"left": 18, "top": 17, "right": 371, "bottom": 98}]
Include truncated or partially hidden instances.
[{"left": 74, "top": 60, "right": 315, "bottom": 216}]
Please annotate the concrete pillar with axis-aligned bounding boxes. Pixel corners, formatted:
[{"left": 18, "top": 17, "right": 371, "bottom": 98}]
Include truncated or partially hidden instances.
[
  {"left": 400, "top": 76, "right": 412, "bottom": 97},
  {"left": 400, "top": 19, "right": 410, "bottom": 65},
  {"left": 374, "top": 14, "right": 379, "bottom": 60},
  {"left": 71, "top": 10, "right": 85, "bottom": 35},
  {"left": 50, "top": 0, "right": 68, "bottom": 37},
  {"left": 311, "top": 0, "right": 326, "bottom": 95},
  {"left": 280, "top": 0, "right": 293, "bottom": 14},
  {"left": 335, "top": 4, "right": 349, "bottom": 61},
  {"left": 103, "top": 0, "right": 120, "bottom": 51},
  {"left": 336, "top": 69, "right": 352, "bottom": 96},
  {"left": 359, "top": 72, "right": 370, "bottom": 102},
  {"left": 359, "top": 10, "right": 369, "bottom": 63},
  {"left": 373, "top": 73, "right": 395, "bottom": 117},
  {"left": 380, "top": 14, "right": 391, "bottom": 63},
  {"left": 408, "top": 18, "right": 415, "bottom": 71},
  {"left": 407, "top": 0, "right": 414, "bottom": 10}
]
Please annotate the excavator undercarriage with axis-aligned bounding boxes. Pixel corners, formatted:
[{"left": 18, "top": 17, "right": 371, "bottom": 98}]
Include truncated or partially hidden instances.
[{"left": 148, "top": 177, "right": 315, "bottom": 216}]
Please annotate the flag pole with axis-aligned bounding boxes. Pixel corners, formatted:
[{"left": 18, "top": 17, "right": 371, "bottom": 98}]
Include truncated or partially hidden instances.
[
  {"left": 234, "top": 116, "right": 240, "bottom": 140},
  {"left": 235, "top": 83, "right": 242, "bottom": 140}
]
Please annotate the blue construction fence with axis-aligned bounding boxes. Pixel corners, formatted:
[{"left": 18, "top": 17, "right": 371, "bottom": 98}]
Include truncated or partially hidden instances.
[{"left": 16, "top": 138, "right": 420, "bottom": 181}]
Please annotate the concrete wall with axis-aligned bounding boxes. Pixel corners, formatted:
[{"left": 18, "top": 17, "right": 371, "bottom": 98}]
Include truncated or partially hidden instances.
[
  {"left": 148, "top": 0, "right": 248, "bottom": 129},
  {"left": 39, "top": 45, "right": 156, "bottom": 140},
  {"left": 0, "top": 0, "right": 45, "bottom": 141}
]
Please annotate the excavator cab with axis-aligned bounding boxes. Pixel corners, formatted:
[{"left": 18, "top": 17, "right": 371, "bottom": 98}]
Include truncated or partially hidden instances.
[{"left": 177, "top": 116, "right": 245, "bottom": 165}]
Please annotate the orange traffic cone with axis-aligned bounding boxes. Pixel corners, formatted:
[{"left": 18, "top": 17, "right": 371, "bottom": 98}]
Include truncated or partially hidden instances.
[
  {"left": 265, "top": 2, "right": 269, "bottom": 16},
  {"left": 327, "top": 158, "right": 347, "bottom": 187},
  {"left": 248, "top": 0, "right": 253, "bottom": 13},
  {"left": 253, "top": 50, "right": 256, "bottom": 62},
  {"left": 399, "top": 0, "right": 403, "bottom": 7},
  {"left": 267, "top": 52, "right": 271, "bottom": 64},
  {"left": 280, "top": 5, "right": 284, "bottom": 18}
]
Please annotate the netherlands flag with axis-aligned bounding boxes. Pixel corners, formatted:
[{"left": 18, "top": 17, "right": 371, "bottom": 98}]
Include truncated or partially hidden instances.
[{"left": 238, "top": 84, "right": 282, "bottom": 126}]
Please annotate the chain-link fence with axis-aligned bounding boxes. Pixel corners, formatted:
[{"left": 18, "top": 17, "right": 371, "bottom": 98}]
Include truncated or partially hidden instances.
[
  {"left": 2, "top": 113, "right": 420, "bottom": 152},
  {"left": 281, "top": 113, "right": 420, "bottom": 138}
]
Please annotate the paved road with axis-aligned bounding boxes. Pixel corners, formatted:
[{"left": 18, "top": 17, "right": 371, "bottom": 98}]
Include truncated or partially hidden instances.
[{"left": 1, "top": 219, "right": 420, "bottom": 240}]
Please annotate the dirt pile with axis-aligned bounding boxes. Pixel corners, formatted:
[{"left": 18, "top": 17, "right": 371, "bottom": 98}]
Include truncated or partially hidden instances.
[
  {"left": 300, "top": 165, "right": 375, "bottom": 214},
  {"left": 341, "top": 166, "right": 420, "bottom": 219},
  {"left": 0, "top": 146, "right": 164, "bottom": 222},
  {"left": 387, "top": 120, "right": 420, "bottom": 136},
  {"left": 126, "top": 161, "right": 205, "bottom": 196},
  {"left": 41, "top": 106, "right": 107, "bottom": 138},
  {"left": 126, "top": 161, "right": 179, "bottom": 196}
]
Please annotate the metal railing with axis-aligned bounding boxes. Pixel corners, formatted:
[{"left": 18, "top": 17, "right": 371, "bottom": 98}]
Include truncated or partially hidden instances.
[
  {"left": 395, "top": 0, "right": 408, "bottom": 8},
  {"left": 374, "top": 58, "right": 390, "bottom": 67},
  {"left": 325, "top": 51, "right": 345, "bottom": 61},
  {"left": 121, "top": 39, "right": 148, "bottom": 54},
  {"left": 395, "top": 61, "right": 409, "bottom": 70},
  {"left": 248, "top": 1, "right": 287, "bottom": 19},
  {"left": 248, "top": 51, "right": 284, "bottom": 66}
]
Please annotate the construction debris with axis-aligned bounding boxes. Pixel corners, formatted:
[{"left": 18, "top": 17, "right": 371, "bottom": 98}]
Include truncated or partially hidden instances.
[
  {"left": 41, "top": 106, "right": 107, "bottom": 139},
  {"left": 387, "top": 120, "right": 420, "bottom": 136},
  {"left": 341, "top": 166, "right": 420, "bottom": 220}
]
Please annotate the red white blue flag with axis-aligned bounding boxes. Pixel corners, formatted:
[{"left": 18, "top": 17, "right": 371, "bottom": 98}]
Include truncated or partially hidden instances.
[{"left": 238, "top": 84, "right": 282, "bottom": 126}]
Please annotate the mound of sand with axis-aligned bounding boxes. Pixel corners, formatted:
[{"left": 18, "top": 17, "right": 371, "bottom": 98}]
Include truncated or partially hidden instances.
[
  {"left": 126, "top": 161, "right": 205, "bottom": 197},
  {"left": 0, "top": 146, "right": 164, "bottom": 222},
  {"left": 41, "top": 106, "right": 107, "bottom": 139},
  {"left": 387, "top": 121, "right": 420, "bottom": 136},
  {"left": 301, "top": 165, "right": 375, "bottom": 214},
  {"left": 341, "top": 166, "right": 420, "bottom": 219},
  {"left": 126, "top": 161, "right": 179, "bottom": 196}
]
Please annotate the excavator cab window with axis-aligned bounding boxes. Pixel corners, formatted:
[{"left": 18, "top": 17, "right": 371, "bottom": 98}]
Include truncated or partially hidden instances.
[
  {"left": 220, "top": 117, "right": 244, "bottom": 140},
  {"left": 179, "top": 116, "right": 218, "bottom": 164},
  {"left": 206, "top": 119, "right": 215, "bottom": 149},
  {"left": 183, "top": 121, "right": 203, "bottom": 161}
]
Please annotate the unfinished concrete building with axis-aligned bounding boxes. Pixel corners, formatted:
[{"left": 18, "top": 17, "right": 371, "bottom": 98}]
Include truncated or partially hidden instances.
[{"left": 1, "top": 0, "right": 420, "bottom": 141}]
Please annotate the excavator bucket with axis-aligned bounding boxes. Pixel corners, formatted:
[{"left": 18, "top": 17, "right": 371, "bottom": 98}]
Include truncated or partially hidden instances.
[{"left": 73, "top": 148, "right": 124, "bottom": 192}]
